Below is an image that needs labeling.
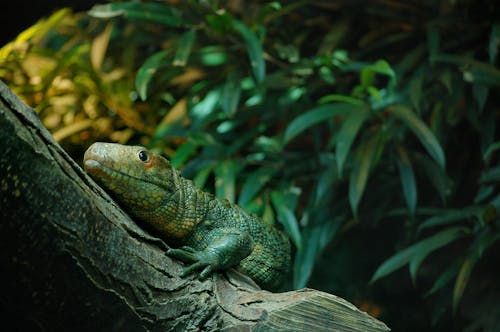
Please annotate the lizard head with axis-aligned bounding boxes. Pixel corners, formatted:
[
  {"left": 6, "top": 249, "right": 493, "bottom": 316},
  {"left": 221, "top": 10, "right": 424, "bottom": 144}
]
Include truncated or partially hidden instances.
[{"left": 84, "top": 142, "right": 177, "bottom": 215}]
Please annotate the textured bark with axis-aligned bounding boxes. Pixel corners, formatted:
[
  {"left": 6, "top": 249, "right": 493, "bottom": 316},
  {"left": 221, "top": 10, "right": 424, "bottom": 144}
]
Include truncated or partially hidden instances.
[{"left": 0, "top": 80, "right": 390, "bottom": 332}]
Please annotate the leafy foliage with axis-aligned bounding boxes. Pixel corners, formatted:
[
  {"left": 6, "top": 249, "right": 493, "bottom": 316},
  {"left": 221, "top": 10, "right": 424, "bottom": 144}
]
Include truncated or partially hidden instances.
[{"left": 1, "top": 1, "right": 499, "bottom": 330}]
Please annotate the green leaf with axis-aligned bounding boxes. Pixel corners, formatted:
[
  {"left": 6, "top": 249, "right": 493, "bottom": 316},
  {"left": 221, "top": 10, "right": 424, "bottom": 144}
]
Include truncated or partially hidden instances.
[
  {"left": 409, "top": 74, "right": 423, "bottom": 113},
  {"left": 409, "top": 227, "right": 468, "bottom": 285},
  {"left": 315, "top": 155, "right": 337, "bottom": 203},
  {"left": 215, "top": 160, "right": 241, "bottom": 204},
  {"left": 415, "top": 154, "right": 453, "bottom": 203},
  {"left": 190, "top": 89, "right": 221, "bottom": 126},
  {"left": 173, "top": 29, "right": 197, "bottom": 67},
  {"left": 480, "top": 165, "right": 500, "bottom": 183},
  {"left": 271, "top": 190, "right": 302, "bottom": 249},
  {"left": 417, "top": 207, "right": 480, "bottom": 233},
  {"left": 425, "top": 262, "right": 460, "bottom": 297},
  {"left": 171, "top": 140, "right": 198, "bottom": 168},
  {"left": 293, "top": 224, "right": 320, "bottom": 289},
  {"left": 335, "top": 106, "right": 369, "bottom": 176},
  {"left": 474, "top": 185, "right": 494, "bottom": 203},
  {"left": 88, "top": 2, "right": 182, "bottom": 27},
  {"left": 360, "top": 59, "right": 397, "bottom": 89},
  {"left": 284, "top": 103, "right": 357, "bottom": 144},
  {"left": 389, "top": 105, "right": 446, "bottom": 168},
  {"left": 136, "top": 50, "right": 170, "bottom": 101},
  {"left": 397, "top": 146, "right": 417, "bottom": 215},
  {"left": 483, "top": 141, "right": 500, "bottom": 162},
  {"left": 232, "top": 20, "right": 266, "bottom": 84},
  {"left": 293, "top": 218, "right": 341, "bottom": 289},
  {"left": 221, "top": 72, "right": 241, "bottom": 117},
  {"left": 199, "top": 46, "right": 228, "bottom": 66},
  {"left": 205, "top": 12, "right": 233, "bottom": 34},
  {"left": 489, "top": 23, "right": 500, "bottom": 64},
  {"left": 472, "top": 84, "right": 489, "bottom": 113},
  {"left": 238, "top": 168, "right": 276, "bottom": 207},
  {"left": 318, "top": 94, "right": 364, "bottom": 105},
  {"left": 349, "top": 134, "right": 380, "bottom": 217},
  {"left": 450, "top": 232, "right": 500, "bottom": 311},
  {"left": 427, "top": 27, "right": 440, "bottom": 60},
  {"left": 371, "top": 227, "right": 467, "bottom": 283},
  {"left": 431, "top": 54, "right": 500, "bottom": 87},
  {"left": 193, "top": 165, "right": 213, "bottom": 189}
]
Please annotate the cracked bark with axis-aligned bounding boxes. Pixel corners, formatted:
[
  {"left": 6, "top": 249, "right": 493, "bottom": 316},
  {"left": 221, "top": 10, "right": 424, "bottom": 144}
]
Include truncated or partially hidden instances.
[{"left": 0, "top": 80, "right": 390, "bottom": 332}]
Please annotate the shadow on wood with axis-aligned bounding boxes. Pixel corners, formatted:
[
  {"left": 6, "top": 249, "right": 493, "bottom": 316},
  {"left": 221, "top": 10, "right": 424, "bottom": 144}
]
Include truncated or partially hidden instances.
[{"left": 0, "top": 80, "right": 390, "bottom": 331}]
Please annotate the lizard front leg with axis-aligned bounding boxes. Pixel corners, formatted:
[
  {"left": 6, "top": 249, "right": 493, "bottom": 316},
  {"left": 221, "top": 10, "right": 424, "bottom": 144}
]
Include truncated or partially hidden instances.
[{"left": 166, "top": 227, "right": 253, "bottom": 280}]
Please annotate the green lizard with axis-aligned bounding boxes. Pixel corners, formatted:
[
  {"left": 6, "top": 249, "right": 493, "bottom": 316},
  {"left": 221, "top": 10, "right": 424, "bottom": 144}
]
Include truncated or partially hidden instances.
[{"left": 83, "top": 142, "right": 290, "bottom": 290}]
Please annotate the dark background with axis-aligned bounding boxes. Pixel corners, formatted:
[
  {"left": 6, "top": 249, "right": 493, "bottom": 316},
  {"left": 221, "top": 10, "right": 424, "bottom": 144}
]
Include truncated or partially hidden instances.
[{"left": 0, "top": 1, "right": 100, "bottom": 46}]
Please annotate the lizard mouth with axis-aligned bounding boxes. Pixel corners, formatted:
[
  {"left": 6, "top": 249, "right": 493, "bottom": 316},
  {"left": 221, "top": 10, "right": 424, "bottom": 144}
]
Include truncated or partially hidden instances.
[
  {"left": 84, "top": 153, "right": 172, "bottom": 194},
  {"left": 84, "top": 158, "right": 164, "bottom": 189}
]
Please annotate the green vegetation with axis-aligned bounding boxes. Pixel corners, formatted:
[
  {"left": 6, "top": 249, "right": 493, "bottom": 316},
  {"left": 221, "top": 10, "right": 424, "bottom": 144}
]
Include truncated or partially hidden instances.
[{"left": 1, "top": 1, "right": 499, "bottom": 330}]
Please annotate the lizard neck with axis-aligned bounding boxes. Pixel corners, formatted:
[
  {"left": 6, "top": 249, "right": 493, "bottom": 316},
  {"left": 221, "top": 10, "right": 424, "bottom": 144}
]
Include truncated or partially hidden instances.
[{"left": 149, "top": 169, "right": 211, "bottom": 244}]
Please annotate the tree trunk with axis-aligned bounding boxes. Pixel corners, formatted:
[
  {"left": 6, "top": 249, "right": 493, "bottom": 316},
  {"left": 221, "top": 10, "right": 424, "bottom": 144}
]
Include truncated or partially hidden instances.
[{"left": 0, "top": 80, "right": 390, "bottom": 332}]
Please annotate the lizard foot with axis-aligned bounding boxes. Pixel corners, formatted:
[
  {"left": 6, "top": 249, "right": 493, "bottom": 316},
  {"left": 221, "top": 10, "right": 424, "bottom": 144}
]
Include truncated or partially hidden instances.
[{"left": 166, "top": 246, "right": 219, "bottom": 280}]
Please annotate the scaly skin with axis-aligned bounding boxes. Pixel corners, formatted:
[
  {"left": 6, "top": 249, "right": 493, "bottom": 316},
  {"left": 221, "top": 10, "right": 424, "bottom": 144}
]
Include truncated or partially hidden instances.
[{"left": 83, "top": 142, "right": 290, "bottom": 290}]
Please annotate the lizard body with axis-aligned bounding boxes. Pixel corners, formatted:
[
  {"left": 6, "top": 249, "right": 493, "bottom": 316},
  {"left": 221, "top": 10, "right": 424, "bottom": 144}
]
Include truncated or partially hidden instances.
[{"left": 84, "top": 142, "right": 290, "bottom": 290}]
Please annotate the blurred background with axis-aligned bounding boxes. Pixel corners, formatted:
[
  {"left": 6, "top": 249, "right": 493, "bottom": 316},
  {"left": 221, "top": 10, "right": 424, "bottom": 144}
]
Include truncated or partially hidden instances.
[{"left": 1, "top": 1, "right": 499, "bottom": 331}]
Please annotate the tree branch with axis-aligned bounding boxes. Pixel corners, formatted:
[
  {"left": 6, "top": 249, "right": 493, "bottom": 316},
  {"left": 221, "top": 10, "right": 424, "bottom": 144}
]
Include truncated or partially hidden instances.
[{"left": 0, "top": 80, "right": 390, "bottom": 331}]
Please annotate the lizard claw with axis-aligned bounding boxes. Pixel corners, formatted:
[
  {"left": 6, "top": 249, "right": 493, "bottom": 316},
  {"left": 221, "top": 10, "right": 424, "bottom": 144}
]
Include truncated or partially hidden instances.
[
  {"left": 166, "top": 246, "right": 198, "bottom": 263},
  {"left": 181, "top": 261, "right": 214, "bottom": 280},
  {"left": 166, "top": 246, "right": 219, "bottom": 280}
]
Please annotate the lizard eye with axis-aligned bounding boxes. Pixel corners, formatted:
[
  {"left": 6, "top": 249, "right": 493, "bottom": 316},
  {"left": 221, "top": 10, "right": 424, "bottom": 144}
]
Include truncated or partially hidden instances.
[{"left": 138, "top": 150, "right": 149, "bottom": 162}]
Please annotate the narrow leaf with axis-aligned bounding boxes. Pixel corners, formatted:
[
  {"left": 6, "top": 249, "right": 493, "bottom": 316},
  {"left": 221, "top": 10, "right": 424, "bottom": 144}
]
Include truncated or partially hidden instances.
[
  {"left": 171, "top": 140, "right": 198, "bottom": 168},
  {"left": 336, "top": 106, "right": 369, "bottom": 176},
  {"left": 472, "top": 84, "right": 489, "bottom": 112},
  {"left": 238, "top": 168, "right": 276, "bottom": 207},
  {"left": 397, "top": 146, "right": 417, "bottom": 215},
  {"left": 409, "top": 74, "right": 423, "bottom": 113},
  {"left": 425, "top": 262, "right": 460, "bottom": 297},
  {"left": 89, "top": 2, "right": 182, "bottom": 27},
  {"left": 136, "top": 50, "right": 170, "bottom": 101},
  {"left": 215, "top": 160, "right": 241, "bottom": 203},
  {"left": 427, "top": 27, "right": 440, "bottom": 60},
  {"left": 173, "top": 29, "right": 197, "bottom": 67},
  {"left": 221, "top": 72, "right": 241, "bottom": 117},
  {"left": 483, "top": 140, "right": 500, "bottom": 162},
  {"left": 293, "top": 225, "right": 320, "bottom": 289},
  {"left": 415, "top": 154, "right": 453, "bottom": 203},
  {"left": 480, "top": 165, "right": 500, "bottom": 183},
  {"left": 271, "top": 191, "right": 302, "bottom": 249},
  {"left": 371, "top": 227, "right": 467, "bottom": 283},
  {"left": 431, "top": 54, "right": 500, "bottom": 87},
  {"left": 418, "top": 207, "right": 480, "bottom": 233},
  {"left": 284, "top": 103, "right": 357, "bottom": 144},
  {"left": 349, "top": 134, "right": 380, "bottom": 217},
  {"left": 318, "top": 94, "right": 364, "bottom": 105},
  {"left": 409, "top": 227, "right": 467, "bottom": 285},
  {"left": 453, "top": 254, "right": 478, "bottom": 314},
  {"left": 232, "top": 20, "right": 266, "bottom": 84},
  {"left": 389, "top": 105, "right": 446, "bottom": 168},
  {"left": 489, "top": 23, "right": 500, "bottom": 64},
  {"left": 91, "top": 23, "right": 112, "bottom": 71},
  {"left": 193, "top": 165, "right": 213, "bottom": 189}
]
